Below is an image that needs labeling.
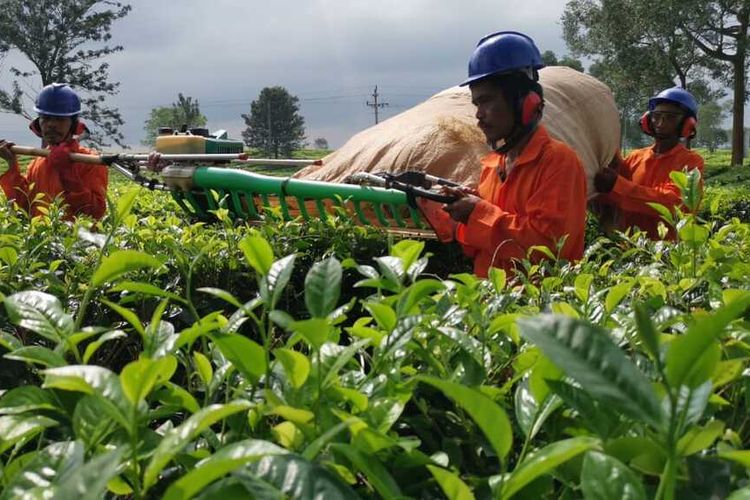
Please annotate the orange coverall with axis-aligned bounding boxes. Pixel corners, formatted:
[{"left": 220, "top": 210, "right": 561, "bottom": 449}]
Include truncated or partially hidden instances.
[
  {"left": 0, "top": 140, "right": 108, "bottom": 220},
  {"left": 455, "top": 126, "right": 587, "bottom": 277},
  {"left": 603, "top": 144, "right": 704, "bottom": 239}
]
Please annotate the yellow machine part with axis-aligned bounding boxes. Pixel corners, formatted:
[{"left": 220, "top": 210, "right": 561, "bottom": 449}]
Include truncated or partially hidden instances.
[{"left": 156, "top": 135, "right": 206, "bottom": 154}]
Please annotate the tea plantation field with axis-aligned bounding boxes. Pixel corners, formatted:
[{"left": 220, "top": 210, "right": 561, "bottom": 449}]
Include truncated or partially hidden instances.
[{"left": 0, "top": 149, "right": 749, "bottom": 499}]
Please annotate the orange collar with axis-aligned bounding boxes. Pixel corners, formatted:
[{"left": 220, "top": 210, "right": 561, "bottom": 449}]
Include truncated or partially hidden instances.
[
  {"left": 648, "top": 142, "right": 686, "bottom": 159},
  {"left": 480, "top": 125, "right": 551, "bottom": 170}
]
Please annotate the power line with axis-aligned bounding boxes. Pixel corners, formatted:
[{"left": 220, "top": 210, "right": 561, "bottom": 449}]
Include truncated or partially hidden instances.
[
  {"left": 300, "top": 93, "right": 368, "bottom": 102},
  {"left": 365, "top": 86, "right": 389, "bottom": 124}
]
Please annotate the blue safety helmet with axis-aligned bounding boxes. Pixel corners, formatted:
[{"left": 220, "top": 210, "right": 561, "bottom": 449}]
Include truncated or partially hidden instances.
[
  {"left": 33, "top": 83, "right": 81, "bottom": 117},
  {"left": 648, "top": 87, "right": 698, "bottom": 118},
  {"left": 460, "top": 31, "right": 544, "bottom": 87}
]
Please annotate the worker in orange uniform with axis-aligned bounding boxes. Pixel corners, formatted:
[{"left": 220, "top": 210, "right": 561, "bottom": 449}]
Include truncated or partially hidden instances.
[
  {"left": 0, "top": 83, "right": 108, "bottom": 220},
  {"left": 594, "top": 87, "right": 703, "bottom": 239},
  {"left": 439, "top": 31, "right": 587, "bottom": 278}
]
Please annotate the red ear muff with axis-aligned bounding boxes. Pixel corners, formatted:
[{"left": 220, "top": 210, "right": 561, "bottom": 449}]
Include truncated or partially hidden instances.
[
  {"left": 681, "top": 116, "right": 697, "bottom": 139},
  {"left": 639, "top": 111, "right": 654, "bottom": 136},
  {"left": 520, "top": 91, "right": 542, "bottom": 127},
  {"left": 29, "top": 118, "right": 42, "bottom": 138},
  {"left": 73, "top": 120, "right": 88, "bottom": 137}
]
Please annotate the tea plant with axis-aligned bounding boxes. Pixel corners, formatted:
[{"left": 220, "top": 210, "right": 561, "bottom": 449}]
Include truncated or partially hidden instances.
[{"left": 0, "top": 170, "right": 749, "bottom": 498}]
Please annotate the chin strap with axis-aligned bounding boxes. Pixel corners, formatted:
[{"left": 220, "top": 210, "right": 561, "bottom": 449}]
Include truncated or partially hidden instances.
[{"left": 492, "top": 121, "right": 538, "bottom": 154}]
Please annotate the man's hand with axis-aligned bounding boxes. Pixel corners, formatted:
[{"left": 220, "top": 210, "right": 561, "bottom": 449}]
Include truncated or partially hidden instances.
[
  {"left": 441, "top": 186, "right": 481, "bottom": 224},
  {"left": 146, "top": 152, "right": 168, "bottom": 172},
  {"left": 607, "top": 151, "right": 624, "bottom": 171},
  {"left": 0, "top": 140, "right": 19, "bottom": 174},
  {"left": 594, "top": 166, "right": 619, "bottom": 193}
]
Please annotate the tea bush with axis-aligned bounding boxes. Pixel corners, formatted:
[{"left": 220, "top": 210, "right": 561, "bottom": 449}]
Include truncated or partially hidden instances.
[{"left": 0, "top": 163, "right": 749, "bottom": 499}]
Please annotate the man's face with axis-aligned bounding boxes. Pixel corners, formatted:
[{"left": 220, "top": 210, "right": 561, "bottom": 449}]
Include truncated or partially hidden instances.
[
  {"left": 651, "top": 102, "right": 685, "bottom": 138},
  {"left": 470, "top": 80, "right": 515, "bottom": 145},
  {"left": 39, "top": 115, "right": 73, "bottom": 146}
]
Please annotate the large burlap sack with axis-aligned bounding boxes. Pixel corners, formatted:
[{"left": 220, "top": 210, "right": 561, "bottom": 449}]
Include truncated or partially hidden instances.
[{"left": 295, "top": 66, "right": 621, "bottom": 194}]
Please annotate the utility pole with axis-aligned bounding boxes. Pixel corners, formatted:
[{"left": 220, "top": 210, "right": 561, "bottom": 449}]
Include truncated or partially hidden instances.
[{"left": 366, "top": 86, "right": 389, "bottom": 124}]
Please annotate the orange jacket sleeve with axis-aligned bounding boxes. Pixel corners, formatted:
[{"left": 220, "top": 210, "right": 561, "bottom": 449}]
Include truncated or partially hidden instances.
[
  {"left": 457, "top": 151, "right": 587, "bottom": 257},
  {"left": 0, "top": 164, "right": 32, "bottom": 212}
]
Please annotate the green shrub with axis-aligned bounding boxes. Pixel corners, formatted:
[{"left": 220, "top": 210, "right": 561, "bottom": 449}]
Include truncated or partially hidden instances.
[{"left": 1, "top": 165, "right": 750, "bottom": 499}]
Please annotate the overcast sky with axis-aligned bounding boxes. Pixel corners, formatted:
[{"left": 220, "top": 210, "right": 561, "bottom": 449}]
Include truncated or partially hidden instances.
[{"left": 0, "top": 0, "right": 574, "bottom": 151}]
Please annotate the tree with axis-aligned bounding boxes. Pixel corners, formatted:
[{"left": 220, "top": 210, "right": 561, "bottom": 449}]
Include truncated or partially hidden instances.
[
  {"left": 681, "top": 0, "right": 749, "bottom": 165},
  {"left": 563, "top": 0, "right": 714, "bottom": 87},
  {"left": 313, "top": 137, "right": 329, "bottom": 150},
  {"left": 587, "top": 57, "right": 666, "bottom": 149},
  {"left": 562, "top": 0, "right": 748, "bottom": 163},
  {"left": 695, "top": 100, "right": 729, "bottom": 152},
  {"left": 142, "top": 93, "right": 208, "bottom": 146},
  {"left": 241, "top": 86, "right": 306, "bottom": 158},
  {"left": 541, "top": 50, "right": 584, "bottom": 72},
  {"left": 541, "top": 50, "right": 559, "bottom": 66},
  {"left": 558, "top": 56, "right": 585, "bottom": 72},
  {"left": 562, "top": 0, "right": 719, "bottom": 147},
  {"left": 0, "top": 0, "right": 132, "bottom": 147}
]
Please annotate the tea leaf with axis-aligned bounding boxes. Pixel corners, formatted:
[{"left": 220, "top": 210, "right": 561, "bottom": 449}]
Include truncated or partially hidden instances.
[
  {"left": 390, "top": 240, "right": 424, "bottom": 273},
  {"left": 4, "top": 291, "right": 73, "bottom": 343},
  {"left": 112, "top": 281, "right": 185, "bottom": 303},
  {"left": 263, "top": 254, "right": 297, "bottom": 308},
  {"left": 519, "top": 315, "right": 663, "bottom": 428},
  {"left": 273, "top": 348, "right": 311, "bottom": 389},
  {"left": 676, "top": 420, "right": 725, "bottom": 456},
  {"left": 1, "top": 441, "right": 83, "bottom": 497},
  {"left": 193, "top": 352, "right": 213, "bottom": 387},
  {"left": 4, "top": 346, "right": 66, "bottom": 368},
  {"left": 72, "top": 395, "right": 119, "bottom": 450},
  {"left": 239, "top": 234, "right": 274, "bottom": 276},
  {"left": 55, "top": 448, "right": 125, "bottom": 500},
  {"left": 397, "top": 279, "right": 444, "bottom": 315},
  {"left": 0, "top": 415, "right": 59, "bottom": 454},
  {"left": 91, "top": 250, "right": 162, "bottom": 287},
  {"left": 241, "top": 454, "right": 360, "bottom": 499},
  {"left": 153, "top": 382, "right": 200, "bottom": 414},
  {"left": 364, "top": 302, "right": 396, "bottom": 332},
  {"left": 120, "top": 356, "right": 177, "bottom": 406},
  {"left": 605, "top": 282, "right": 634, "bottom": 313},
  {"left": 143, "top": 400, "right": 252, "bottom": 491},
  {"left": 305, "top": 257, "right": 342, "bottom": 318},
  {"left": 718, "top": 450, "right": 750, "bottom": 468},
  {"left": 330, "top": 443, "right": 402, "bottom": 499},
  {"left": 99, "top": 299, "right": 145, "bottom": 339},
  {"left": 633, "top": 303, "right": 660, "bottom": 360},
  {"left": 163, "top": 439, "right": 288, "bottom": 500},
  {"left": 502, "top": 437, "right": 600, "bottom": 499},
  {"left": 580, "top": 451, "right": 646, "bottom": 500},
  {"left": 574, "top": 273, "right": 594, "bottom": 303},
  {"left": 115, "top": 187, "right": 140, "bottom": 223},
  {"left": 418, "top": 376, "right": 512, "bottom": 460},
  {"left": 427, "top": 465, "right": 475, "bottom": 500},
  {"left": 42, "top": 365, "right": 130, "bottom": 430},
  {"left": 290, "top": 318, "right": 331, "bottom": 350},
  {"left": 0, "top": 386, "right": 60, "bottom": 415},
  {"left": 211, "top": 333, "right": 267, "bottom": 383},
  {"left": 666, "top": 292, "right": 750, "bottom": 389}
]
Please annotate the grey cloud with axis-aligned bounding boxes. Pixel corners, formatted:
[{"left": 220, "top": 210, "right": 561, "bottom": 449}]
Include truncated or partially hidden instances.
[{"left": 1, "top": 0, "right": 572, "bottom": 149}]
